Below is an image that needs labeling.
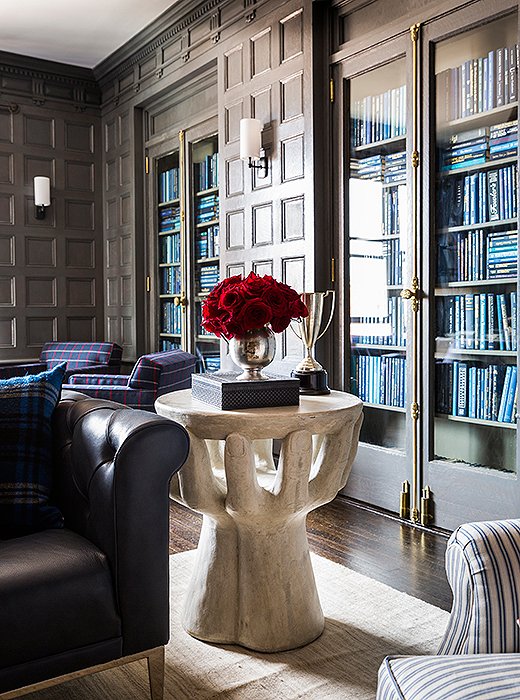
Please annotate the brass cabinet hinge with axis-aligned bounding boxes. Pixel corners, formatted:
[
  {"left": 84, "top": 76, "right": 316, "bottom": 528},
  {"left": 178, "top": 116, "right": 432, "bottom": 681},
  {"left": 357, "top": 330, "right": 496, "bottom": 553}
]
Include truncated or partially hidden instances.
[
  {"left": 145, "top": 156, "right": 149, "bottom": 174},
  {"left": 399, "top": 480, "right": 410, "bottom": 519},
  {"left": 331, "top": 257, "right": 335, "bottom": 283},
  {"left": 329, "top": 78, "right": 334, "bottom": 103},
  {"left": 146, "top": 275, "right": 150, "bottom": 293},
  {"left": 400, "top": 276, "right": 420, "bottom": 312},
  {"left": 420, "top": 486, "right": 433, "bottom": 526}
]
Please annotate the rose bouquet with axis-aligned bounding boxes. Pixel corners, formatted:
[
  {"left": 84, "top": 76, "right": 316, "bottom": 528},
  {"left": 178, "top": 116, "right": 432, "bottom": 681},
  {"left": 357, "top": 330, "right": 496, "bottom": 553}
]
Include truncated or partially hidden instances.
[{"left": 201, "top": 272, "right": 308, "bottom": 339}]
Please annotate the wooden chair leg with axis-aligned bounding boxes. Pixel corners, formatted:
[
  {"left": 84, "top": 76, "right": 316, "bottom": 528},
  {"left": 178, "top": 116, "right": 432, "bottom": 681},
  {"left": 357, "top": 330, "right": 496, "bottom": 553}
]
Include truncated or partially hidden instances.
[{"left": 147, "top": 647, "right": 165, "bottom": 700}]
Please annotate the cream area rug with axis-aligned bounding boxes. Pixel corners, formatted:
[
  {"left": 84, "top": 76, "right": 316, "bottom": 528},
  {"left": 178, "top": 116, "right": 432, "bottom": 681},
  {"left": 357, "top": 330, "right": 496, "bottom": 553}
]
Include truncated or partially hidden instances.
[{"left": 27, "top": 550, "right": 449, "bottom": 700}]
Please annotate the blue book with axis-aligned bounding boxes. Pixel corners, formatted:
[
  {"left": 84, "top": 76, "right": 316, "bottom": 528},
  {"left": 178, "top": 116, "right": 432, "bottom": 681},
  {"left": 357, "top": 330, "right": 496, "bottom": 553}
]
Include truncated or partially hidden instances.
[
  {"left": 487, "top": 293, "right": 496, "bottom": 349},
  {"left": 465, "top": 294, "right": 474, "bottom": 349},
  {"left": 452, "top": 362, "right": 459, "bottom": 416},
  {"left": 457, "top": 363, "right": 468, "bottom": 417},
  {"left": 468, "top": 366, "right": 477, "bottom": 418},
  {"left": 479, "top": 293, "right": 487, "bottom": 350},
  {"left": 498, "top": 365, "right": 512, "bottom": 422},
  {"left": 511, "top": 291, "right": 517, "bottom": 351},
  {"left": 504, "top": 366, "right": 518, "bottom": 423},
  {"left": 488, "top": 49, "right": 495, "bottom": 109},
  {"left": 469, "top": 173, "right": 478, "bottom": 224},
  {"left": 499, "top": 293, "right": 512, "bottom": 351},
  {"left": 496, "top": 294, "right": 505, "bottom": 350}
]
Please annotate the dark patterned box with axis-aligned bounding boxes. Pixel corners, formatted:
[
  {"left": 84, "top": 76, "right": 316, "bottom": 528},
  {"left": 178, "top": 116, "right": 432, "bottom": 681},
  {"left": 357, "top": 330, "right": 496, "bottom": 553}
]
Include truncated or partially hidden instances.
[{"left": 191, "top": 372, "right": 300, "bottom": 410}]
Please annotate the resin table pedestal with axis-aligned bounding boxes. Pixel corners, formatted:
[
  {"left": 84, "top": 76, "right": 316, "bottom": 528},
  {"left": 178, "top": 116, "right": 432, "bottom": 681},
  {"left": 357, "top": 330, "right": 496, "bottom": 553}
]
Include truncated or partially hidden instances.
[{"left": 155, "top": 389, "right": 363, "bottom": 652}]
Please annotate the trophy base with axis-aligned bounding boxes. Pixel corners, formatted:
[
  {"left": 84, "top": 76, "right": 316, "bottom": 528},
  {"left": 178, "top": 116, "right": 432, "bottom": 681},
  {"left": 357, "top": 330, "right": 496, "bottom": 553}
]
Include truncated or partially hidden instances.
[{"left": 291, "top": 369, "right": 330, "bottom": 395}]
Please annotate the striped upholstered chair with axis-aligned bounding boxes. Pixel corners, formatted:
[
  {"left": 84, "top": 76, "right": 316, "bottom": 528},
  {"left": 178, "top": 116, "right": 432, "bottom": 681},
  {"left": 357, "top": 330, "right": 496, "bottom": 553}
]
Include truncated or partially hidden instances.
[
  {"left": 64, "top": 350, "right": 196, "bottom": 411},
  {"left": 0, "top": 341, "right": 123, "bottom": 381},
  {"left": 376, "top": 519, "right": 520, "bottom": 699}
]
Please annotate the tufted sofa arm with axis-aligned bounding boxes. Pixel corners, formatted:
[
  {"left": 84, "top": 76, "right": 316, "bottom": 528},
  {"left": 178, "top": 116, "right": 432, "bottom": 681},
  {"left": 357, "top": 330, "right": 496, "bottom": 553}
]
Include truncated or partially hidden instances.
[
  {"left": 438, "top": 519, "right": 520, "bottom": 655},
  {"left": 52, "top": 390, "right": 190, "bottom": 656}
]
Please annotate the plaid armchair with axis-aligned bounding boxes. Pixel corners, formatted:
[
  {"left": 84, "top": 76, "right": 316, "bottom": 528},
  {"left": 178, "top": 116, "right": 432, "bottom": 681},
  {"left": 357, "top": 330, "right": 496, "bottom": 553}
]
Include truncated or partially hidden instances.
[
  {"left": 0, "top": 342, "right": 123, "bottom": 381},
  {"left": 64, "top": 350, "right": 196, "bottom": 411}
]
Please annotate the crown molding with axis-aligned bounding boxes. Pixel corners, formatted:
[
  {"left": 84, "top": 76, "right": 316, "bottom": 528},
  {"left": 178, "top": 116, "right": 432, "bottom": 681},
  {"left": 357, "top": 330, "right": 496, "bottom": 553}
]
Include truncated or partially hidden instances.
[
  {"left": 94, "top": 0, "right": 223, "bottom": 84},
  {"left": 0, "top": 51, "right": 98, "bottom": 88}
]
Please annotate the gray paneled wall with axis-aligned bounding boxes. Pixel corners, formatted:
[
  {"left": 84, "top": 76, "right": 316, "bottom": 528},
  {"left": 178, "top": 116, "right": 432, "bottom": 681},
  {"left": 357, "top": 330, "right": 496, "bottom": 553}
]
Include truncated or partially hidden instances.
[
  {"left": 96, "top": 0, "right": 315, "bottom": 364},
  {"left": 0, "top": 58, "right": 102, "bottom": 361},
  {"left": 219, "top": 0, "right": 314, "bottom": 361},
  {"left": 103, "top": 108, "right": 137, "bottom": 360}
]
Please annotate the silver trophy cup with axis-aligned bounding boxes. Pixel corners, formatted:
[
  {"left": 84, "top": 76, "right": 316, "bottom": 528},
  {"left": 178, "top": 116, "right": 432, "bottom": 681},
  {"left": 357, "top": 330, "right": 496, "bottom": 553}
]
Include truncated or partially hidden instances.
[{"left": 291, "top": 291, "right": 335, "bottom": 394}]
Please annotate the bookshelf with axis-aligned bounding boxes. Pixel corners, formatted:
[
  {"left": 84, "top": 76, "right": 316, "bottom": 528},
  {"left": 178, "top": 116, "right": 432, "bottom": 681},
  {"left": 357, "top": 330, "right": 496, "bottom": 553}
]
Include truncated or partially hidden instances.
[
  {"left": 190, "top": 135, "right": 220, "bottom": 373},
  {"left": 433, "top": 19, "right": 518, "bottom": 473},
  {"left": 150, "top": 122, "right": 221, "bottom": 370},
  {"left": 157, "top": 151, "right": 182, "bottom": 352},
  {"left": 338, "top": 4, "right": 520, "bottom": 528}
]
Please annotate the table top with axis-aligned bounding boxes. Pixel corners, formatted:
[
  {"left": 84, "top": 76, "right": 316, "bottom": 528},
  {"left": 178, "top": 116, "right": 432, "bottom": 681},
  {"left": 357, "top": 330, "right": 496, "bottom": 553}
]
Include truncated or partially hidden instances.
[{"left": 156, "top": 389, "right": 363, "bottom": 441}]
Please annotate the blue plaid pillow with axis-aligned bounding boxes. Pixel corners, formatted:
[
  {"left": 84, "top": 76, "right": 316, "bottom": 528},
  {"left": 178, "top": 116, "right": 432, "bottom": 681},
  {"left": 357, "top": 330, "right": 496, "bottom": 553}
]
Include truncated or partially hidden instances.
[{"left": 0, "top": 363, "right": 65, "bottom": 539}]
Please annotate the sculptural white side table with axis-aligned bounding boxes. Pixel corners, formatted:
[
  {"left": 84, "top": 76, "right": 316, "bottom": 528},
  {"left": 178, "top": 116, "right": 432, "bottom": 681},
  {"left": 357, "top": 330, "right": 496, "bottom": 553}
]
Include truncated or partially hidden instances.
[{"left": 155, "top": 389, "right": 363, "bottom": 652}]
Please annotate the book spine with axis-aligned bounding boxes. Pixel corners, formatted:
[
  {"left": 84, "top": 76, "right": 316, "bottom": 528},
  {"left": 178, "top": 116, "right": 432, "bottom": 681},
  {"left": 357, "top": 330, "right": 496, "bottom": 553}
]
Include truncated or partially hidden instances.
[
  {"left": 457, "top": 362, "right": 467, "bottom": 417},
  {"left": 504, "top": 366, "right": 518, "bottom": 423}
]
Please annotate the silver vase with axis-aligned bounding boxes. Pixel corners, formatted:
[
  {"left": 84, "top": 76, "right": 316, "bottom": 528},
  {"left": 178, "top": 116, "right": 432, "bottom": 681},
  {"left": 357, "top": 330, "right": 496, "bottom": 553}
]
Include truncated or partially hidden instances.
[{"left": 229, "top": 327, "right": 276, "bottom": 380}]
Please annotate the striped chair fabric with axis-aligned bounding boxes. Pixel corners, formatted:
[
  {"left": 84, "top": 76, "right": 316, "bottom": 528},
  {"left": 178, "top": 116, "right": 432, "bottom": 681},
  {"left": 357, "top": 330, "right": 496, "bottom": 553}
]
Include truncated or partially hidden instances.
[
  {"left": 66, "top": 350, "right": 196, "bottom": 411},
  {"left": 377, "top": 654, "right": 520, "bottom": 699},
  {"left": 438, "top": 519, "right": 520, "bottom": 655},
  {"left": 40, "top": 342, "right": 123, "bottom": 376},
  {"left": 0, "top": 342, "right": 123, "bottom": 381}
]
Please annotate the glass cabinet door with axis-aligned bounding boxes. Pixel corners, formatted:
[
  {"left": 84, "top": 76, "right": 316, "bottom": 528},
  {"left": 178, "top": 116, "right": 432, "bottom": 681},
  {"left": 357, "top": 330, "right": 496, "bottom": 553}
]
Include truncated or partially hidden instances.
[
  {"left": 343, "top": 52, "right": 412, "bottom": 513},
  {"left": 349, "top": 59, "right": 408, "bottom": 449},
  {"left": 427, "top": 12, "right": 519, "bottom": 528},
  {"left": 189, "top": 135, "right": 220, "bottom": 372},
  {"left": 157, "top": 149, "right": 183, "bottom": 352}
]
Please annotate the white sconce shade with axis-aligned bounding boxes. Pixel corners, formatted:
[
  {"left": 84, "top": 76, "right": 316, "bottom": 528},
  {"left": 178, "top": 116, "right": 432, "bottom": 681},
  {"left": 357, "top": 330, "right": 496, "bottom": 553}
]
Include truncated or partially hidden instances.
[
  {"left": 34, "top": 176, "right": 51, "bottom": 219},
  {"left": 34, "top": 176, "right": 51, "bottom": 207},
  {"left": 239, "top": 118, "right": 268, "bottom": 178},
  {"left": 240, "top": 118, "right": 263, "bottom": 161}
]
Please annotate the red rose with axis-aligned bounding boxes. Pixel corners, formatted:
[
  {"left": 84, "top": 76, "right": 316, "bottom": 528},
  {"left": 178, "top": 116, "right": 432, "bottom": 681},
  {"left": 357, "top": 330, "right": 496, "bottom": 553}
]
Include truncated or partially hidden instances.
[
  {"left": 270, "top": 316, "right": 292, "bottom": 333},
  {"left": 236, "top": 299, "right": 272, "bottom": 334},
  {"left": 262, "top": 286, "right": 291, "bottom": 316}
]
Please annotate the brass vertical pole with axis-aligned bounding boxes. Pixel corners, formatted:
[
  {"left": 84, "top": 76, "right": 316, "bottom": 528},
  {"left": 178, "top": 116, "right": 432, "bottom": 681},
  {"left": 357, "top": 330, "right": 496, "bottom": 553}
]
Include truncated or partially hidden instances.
[
  {"left": 178, "top": 129, "right": 188, "bottom": 350},
  {"left": 400, "top": 23, "right": 421, "bottom": 523}
]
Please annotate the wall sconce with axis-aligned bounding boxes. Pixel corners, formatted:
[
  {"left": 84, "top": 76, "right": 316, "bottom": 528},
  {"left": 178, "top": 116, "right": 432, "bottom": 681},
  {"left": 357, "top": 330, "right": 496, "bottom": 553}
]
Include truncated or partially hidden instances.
[
  {"left": 239, "top": 118, "right": 268, "bottom": 178},
  {"left": 34, "top": 176, "right": 51, "bottom": 219}
]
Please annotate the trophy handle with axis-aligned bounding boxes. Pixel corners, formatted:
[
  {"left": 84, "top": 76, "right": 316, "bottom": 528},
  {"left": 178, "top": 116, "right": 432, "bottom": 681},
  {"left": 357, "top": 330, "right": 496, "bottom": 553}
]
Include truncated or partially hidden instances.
[
  {"left": 289, "top": 321, "right": 303, "bottom": 341},
  {"left": 316, "top": 290, "right": 336, "bottom": 342}
]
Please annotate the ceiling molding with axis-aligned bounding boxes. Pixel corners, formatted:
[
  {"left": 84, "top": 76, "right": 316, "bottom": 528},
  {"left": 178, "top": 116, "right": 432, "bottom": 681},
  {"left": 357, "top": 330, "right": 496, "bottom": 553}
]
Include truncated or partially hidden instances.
[{"left": 94, "top": 0, "right": 223, "bottom": 83}]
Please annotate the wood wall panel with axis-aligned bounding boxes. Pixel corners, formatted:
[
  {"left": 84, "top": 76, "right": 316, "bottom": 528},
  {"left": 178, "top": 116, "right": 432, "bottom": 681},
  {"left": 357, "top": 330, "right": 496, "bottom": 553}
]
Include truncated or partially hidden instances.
[
  {"left": 0, "top": 277, "right": 14, "bottom": 306},
  {"left": 0, "top": 236, "right": 14, "bottom": 265},
  {"left": 25, "top": 237, "right": 56, "bottom": 267},
  {"left": 65, "top": 122, "right": 94, "bottom": 153},
  {"left": 24, "top": 115, "right": 55, "bottom": 148},
  {"left": 66, "top": 238, "right": 94, "bottom": 268},
  {"left": 251, "top": 29, "right": 272, "bottom": 77},
  {"left": 65, "top": 161, "right": 94, "bottom": 192},
  {"left": 26, "top": 277, "right": 56, "bottom": 306},
  {"left": 0, "top": 194, "right": 13, "bottom": 225},
  {"left": 0, "top": 112, "right": 14, "bottom": 143},
  {"left": 252, "top": 202, "right": 273, "bottom": 246},
  {"left": 280, "top": 9, "right": 304, "bottom": 62},
  {"left": 0, "top": 154, "right": 13, "bottom": 184},
  {"left": 0, "top": 56, "right": 102, "bottom": 361},
  {"left": 0, "top": 318, "right": 15, "bottom": 347},
  {"left": 24, "top": 156, "right": 54, "bottom": 184},
  {"left": 101, "top": 103, "right": 136, "bottom": 358}
]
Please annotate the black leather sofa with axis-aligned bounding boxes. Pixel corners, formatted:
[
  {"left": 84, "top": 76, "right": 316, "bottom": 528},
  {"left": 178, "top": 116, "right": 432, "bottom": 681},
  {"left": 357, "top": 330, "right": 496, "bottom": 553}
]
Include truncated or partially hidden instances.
[{"left": 0, "top": 391, "right": 189, "bottom": 699}]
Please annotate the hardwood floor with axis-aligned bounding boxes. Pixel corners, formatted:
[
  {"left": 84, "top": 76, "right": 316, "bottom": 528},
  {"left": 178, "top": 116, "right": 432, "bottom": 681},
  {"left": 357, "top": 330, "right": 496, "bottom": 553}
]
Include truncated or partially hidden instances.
[{"left": 169, "top": 494, "right": 453, "bottom": 612}]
